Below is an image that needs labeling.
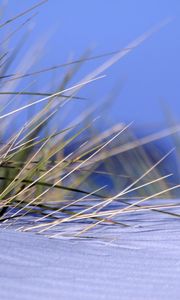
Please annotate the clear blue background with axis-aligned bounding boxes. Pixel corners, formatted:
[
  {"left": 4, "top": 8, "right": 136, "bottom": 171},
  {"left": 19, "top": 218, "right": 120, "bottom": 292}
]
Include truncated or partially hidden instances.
[{"left": 2, "top": 0, "right": 180, "bottom": 130}]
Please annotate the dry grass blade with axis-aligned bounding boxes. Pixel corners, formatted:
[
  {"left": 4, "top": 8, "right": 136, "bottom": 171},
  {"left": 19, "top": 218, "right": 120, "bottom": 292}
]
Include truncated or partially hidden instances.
[
  {"left": 0, "top": 0, "right": 47, "bottom": 29},
  {"left": 0, "top": 76, "right": 105, "bottom": 120},
  {"left": 81, "top": 126, "right": 180, "bottom": 168},
  {"left": 35, "top": 174, "right": 172, "bottom": 235},
  {"left": 0, "top": 4, "right": 178, "bottom": 240}
]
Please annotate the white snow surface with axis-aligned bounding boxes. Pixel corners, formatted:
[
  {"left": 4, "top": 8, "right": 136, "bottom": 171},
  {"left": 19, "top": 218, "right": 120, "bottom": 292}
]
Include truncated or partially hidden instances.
[{"left": 0, "top": 209, "right": 180, "bottom": 300}]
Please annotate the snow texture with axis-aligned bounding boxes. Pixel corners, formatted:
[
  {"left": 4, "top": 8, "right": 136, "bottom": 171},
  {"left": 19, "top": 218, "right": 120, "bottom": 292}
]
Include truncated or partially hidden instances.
[{"left": 0, "top": 211, "right": 180, "bottom": 300}]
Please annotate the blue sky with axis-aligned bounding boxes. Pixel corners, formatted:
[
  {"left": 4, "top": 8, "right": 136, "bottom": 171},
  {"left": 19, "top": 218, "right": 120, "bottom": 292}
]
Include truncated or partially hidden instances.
[{"left": 2, "top": 0, "right": 180, "bottom": 130}]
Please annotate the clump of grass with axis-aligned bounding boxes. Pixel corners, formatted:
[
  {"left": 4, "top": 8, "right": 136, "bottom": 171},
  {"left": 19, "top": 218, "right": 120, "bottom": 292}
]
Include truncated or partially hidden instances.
[{"left": 0, "top": 1, "right": 179, "bottom": 237}]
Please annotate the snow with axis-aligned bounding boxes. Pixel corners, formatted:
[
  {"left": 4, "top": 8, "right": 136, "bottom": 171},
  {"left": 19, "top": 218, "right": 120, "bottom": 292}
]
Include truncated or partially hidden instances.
[{"left": 1, "top": 209, "right": 180, "bottom": 300}]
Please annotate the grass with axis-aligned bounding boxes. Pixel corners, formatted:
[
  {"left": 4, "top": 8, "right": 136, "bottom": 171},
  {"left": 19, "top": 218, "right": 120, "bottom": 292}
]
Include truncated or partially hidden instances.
[{"left": 0, "top": 1, "right": 179, "bottom": 238}]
